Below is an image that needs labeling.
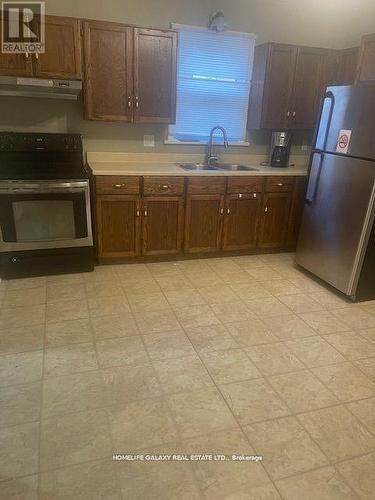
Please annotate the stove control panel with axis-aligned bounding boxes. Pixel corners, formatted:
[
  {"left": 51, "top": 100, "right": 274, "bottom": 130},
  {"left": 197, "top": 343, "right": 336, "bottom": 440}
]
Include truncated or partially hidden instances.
[{"left": 0, "top": 132, "right": 83, "bottom": 152}]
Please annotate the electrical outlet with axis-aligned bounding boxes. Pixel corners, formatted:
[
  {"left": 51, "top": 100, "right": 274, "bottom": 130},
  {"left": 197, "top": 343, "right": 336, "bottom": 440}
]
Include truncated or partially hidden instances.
[{"left": 144, "top": 135, "right": 155, "bottom": 147}]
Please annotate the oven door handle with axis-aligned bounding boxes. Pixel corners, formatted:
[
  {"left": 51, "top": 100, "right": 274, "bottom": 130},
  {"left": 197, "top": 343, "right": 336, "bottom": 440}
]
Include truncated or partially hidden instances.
[
  {"left": 0, "top": 181, "right": 89, "bottom": 193},
  {"left": 0, "top": 187, "right": 87, "bottom": 194}
]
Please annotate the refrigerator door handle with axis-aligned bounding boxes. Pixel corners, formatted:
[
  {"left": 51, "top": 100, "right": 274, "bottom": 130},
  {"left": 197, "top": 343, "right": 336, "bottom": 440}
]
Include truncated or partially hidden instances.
[
  {"left": 313, "top": 91, "right": 335, "bottom": 151},
  {"left": 306, "top": 152, "right": 324, "bottom": 205}
]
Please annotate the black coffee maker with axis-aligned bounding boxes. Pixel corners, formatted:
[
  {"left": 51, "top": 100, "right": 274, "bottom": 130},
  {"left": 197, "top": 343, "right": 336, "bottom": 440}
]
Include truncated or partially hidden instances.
[{"left": 269, "top": 132, "right": 292, "bottom": 167}]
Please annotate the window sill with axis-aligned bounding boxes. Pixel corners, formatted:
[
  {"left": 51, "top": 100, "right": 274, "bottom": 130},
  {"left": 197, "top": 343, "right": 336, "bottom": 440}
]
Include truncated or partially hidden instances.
[{"left": 164, "top": 139, "right": 250, "bottom": 147}]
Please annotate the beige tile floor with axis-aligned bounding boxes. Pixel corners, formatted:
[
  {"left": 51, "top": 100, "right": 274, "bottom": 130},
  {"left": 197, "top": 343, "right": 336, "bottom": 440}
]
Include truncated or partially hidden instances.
[{"left": 0, "top": 253, "right": 375, "bottom": 499}]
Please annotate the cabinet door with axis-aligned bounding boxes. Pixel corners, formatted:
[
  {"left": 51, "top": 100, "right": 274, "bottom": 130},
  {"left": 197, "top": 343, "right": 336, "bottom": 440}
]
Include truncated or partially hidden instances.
[
  {"left": 258, "top": 192, "right": 291, "bottom": 249},
  {"left": 262, "top": 44, "right": 297, "bottom": 129},
  {"left": 0, "top": 53, "right": 33, "bottom": 77},
  {"left": 336, "top": 48, "right": 359, "bottom": 85},
  {"left": 0, "top": 10, "right": 34, "bottom": 76},
  {"left": 142, "top": 197, "right": 184, "bottom": 256},
  {"left": 96, "top": 195, "right": 140, "bottom": 258},
  {"left": 34, "top": 16, "right": 82, "bottom": 79},
  {"left": 290, "top": 47, "right": 327, "bottom": 129},
  {"left": 286, "top": 177, "right": 307, "bottom": 248},
  {"left": 83, "top": 21, "right": 133, "bottom": 121},
  {"left": 222, "top": 194, "right": 261, "bottom": 251},
  {"left": 133, "top": 28, "right": 177, "bottom": 123},
  {"left": 184, "top": 195, "right": 224, "bottom": 253},
  {"left": 357, "top": 34, "right": 375, "bottom": 83}
]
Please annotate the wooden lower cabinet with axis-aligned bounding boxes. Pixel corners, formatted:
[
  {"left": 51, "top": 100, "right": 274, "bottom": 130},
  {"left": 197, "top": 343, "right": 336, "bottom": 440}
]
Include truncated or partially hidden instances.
[
  {"left": 184, "top": 195, "right": 224, "bottom": 253},
  {"left": 258, "top": 192, "right": 292, "bottom": 248},
  {"left": 222, "top": 194, "right": 262, "bottom": 251},
  {"left": 95, "top": 175, "right": 306, "bottom": 259},
  {"left": 96, "top": 195, "right": 141, "bottom": 258},
  {"left": 142, "top": 197, "right": 184, "bottom": 255}
]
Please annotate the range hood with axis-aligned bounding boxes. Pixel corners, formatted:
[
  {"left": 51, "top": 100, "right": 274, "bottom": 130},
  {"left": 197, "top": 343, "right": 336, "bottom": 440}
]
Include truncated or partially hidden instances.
[{"left": 0, "top": 76, "right": 82, "bottom": 100}]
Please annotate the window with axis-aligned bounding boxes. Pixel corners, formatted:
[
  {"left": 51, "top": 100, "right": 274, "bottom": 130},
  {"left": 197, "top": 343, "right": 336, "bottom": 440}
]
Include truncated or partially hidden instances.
[{"left": 168, "top": 24, "right": 255, "bottom": 145}]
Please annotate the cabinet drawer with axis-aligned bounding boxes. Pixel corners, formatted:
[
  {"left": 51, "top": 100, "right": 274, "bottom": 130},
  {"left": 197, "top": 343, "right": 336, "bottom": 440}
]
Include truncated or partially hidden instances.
[
  {"left": 143, "top": 176, "right": 184, "bottom": 195},
  {"left": 96, "top": 176, "right": 140, "bottom": 195},
  {"left": 227, "top": 177, "right": 264, "bottom": 194},
  {"left": 265, "top": 176, "right": 295, "bottom": 192},
  {"left": 187, "top": 177, "right": 226, "bottom": 194}
]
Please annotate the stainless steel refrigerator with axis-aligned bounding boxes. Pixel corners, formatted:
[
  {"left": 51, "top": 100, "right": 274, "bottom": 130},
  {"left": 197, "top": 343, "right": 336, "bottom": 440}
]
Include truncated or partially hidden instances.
[{"left": 296, "top": 84, "right": 375, "bottom": 301}]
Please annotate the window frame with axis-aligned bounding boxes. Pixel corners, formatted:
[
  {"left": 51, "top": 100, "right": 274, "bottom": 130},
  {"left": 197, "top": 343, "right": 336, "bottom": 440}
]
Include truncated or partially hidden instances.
[{"left": 166, "top": 24, "right": 256, "bottom": 146}]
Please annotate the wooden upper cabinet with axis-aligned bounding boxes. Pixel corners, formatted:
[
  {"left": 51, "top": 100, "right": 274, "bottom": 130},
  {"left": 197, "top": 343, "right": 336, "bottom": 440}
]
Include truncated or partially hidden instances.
[
  {"left": 248, "top": 44, "right": 297, "bottom": 130},
  {"left": 142, "top": 197, "right": 184, "bottom": 255},
  {"left": 133, "top": 28, "right": 177, "bottom": 123},
  {"left": 335, "top": 47, "right": 359, "bottom": 85},
  {"left": 0, "top": 12, "right": 33, "bottom": 76},
  {"left": 248, "top": 43, "right": 340, "bottom": 130},
  {"left": 0, "top": 52, "right": 33, "bottom": 77},
  {"left": 291, "top": 47, "right": 328, "bottom": 129},
  {"left": 35, "top": 16, "right": 82, "bottom": 79},
  {"left": 357, "top": 33, "right": 375, "bottom": 83},
  {"left": 222, "top": 194, "right": 261, "bottom": 251},
  {"left": 83, "top": 21, "right": 133, "bottom": 121}
]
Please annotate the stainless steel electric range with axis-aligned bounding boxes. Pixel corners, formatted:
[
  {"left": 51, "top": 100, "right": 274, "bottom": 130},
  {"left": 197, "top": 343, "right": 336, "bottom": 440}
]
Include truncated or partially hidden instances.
[{"left": 0, "top": 132, "right": 94, "bottom": 279}]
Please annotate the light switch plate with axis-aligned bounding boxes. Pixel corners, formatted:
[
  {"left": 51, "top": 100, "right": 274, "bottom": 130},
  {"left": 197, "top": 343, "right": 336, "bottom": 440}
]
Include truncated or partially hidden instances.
[{"left": 144, "top": 135, "right": 155, "bottom": 147}]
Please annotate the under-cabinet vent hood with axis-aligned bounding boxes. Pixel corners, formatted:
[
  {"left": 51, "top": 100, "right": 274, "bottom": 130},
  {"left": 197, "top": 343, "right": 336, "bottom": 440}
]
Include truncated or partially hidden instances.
[{"left": 0, "top": 76, "right": 82, "bottom": 100}]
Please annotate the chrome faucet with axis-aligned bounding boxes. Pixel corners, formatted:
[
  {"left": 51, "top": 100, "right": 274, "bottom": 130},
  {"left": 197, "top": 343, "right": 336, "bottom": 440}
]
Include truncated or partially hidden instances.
[{"left": 206, "top": 126, "right": 229, "bottom": 165}]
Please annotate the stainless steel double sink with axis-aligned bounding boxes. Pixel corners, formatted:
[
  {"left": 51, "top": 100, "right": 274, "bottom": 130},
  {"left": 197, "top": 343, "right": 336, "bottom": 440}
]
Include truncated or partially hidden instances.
[{"left": 178, "top": 163, "right": 259, "bottom": 172}]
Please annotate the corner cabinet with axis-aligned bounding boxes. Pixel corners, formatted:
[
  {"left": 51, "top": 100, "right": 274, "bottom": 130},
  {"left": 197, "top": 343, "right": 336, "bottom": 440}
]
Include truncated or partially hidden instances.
[{"left": 83, "top": 21, "right": 177, "bottom": 123}]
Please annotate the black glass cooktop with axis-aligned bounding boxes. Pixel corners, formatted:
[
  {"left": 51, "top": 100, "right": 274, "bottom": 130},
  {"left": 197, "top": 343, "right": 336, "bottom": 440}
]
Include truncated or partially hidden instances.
[{"left": 0, "top": 132, "right": 89, "bottom": 180}]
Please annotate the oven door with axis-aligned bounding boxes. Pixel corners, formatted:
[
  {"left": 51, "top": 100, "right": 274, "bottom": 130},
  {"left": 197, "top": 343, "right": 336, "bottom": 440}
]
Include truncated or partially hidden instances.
[{"left": 0, "top": 180, "right": 93, "bottom": 251}]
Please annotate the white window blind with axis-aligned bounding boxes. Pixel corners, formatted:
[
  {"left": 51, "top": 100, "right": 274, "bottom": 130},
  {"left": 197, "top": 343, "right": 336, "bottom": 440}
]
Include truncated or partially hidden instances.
[{"left": 169, "top": 25, "right": 255, "bottom": 144}]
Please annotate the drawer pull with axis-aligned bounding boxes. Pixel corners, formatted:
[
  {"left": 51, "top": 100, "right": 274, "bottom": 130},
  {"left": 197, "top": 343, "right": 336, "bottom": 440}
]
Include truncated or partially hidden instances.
[
  {"left": 127, "top": 96, "right": 132, "bottom": 109},
  {"left": 292, "top": 111, "right": 296, "bottom": 117},
  {"left": 276, "top": 183, "right": 284, "bottom": 187},
  {"left": 220, "top": 208, "right": 224, "bottom": 215},
  {"left": 113, "top": 183, "right": 126, "bottom": 189},
  {"left": 136, "top": 209, "right": 140, "bottom": 217},
  {"left": 253, "top": 193, "right": 257, "bottom": 198},
  {"left": 159, "top": 184, "right": 171, "bottom": 190},
  {"left": 135, "top": 96, "right": 139, "bottom": 108},
  {"left": 144, "top": 208, "right": 148, "bottom": 217},
  {"left": 226, "top": 208, "right": 231, "bottom": 215},
  {"left": 265, "top": 206, "right": 268, "bottom": 213}
]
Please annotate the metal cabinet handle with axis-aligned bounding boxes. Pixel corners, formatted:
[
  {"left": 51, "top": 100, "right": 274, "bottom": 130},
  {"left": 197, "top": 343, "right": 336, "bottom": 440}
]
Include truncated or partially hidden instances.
[
  {"left": 287, "top": 111, "right": 290, "bottom": 117},
  {"left": 35, "top": 52, "right": 39, "bottom": 60},
  {"left": 113, "top": 183, "right": 126, "bottom": 189},
  {"left": 226, "top": 208, "right": 231, "bottom": 215},
  {"left": 127, "top": 96, "right": 132, "bottom": 109},
  {"left": 253, "top": 193, "right": 257, "bottom": 198},
  {"left": 265, "top": 207, "right": 268, "bottom": 213},
  {"left": 220, "top": 208, "right": 224, "bottom": 215},
  {"left": 144, "top": 208, "right": 148, "bottom": 217},
  {"left": 25, "top": 52, "right": 29, "bottom": 59},
  {"left": 136, "top": 209, "right": 140, "bottom": 217},
  {"left": 292, "top": 111, "right": 296, "bottom": 117},
  {"left": 135, "top": 96, "right": 139, "bottom": 108},
  {"left": 276, "top": 183, "right": 284, "bottom": 187},
  {"left": 159, "top": 184, "right": 170, "bottom": 190}
]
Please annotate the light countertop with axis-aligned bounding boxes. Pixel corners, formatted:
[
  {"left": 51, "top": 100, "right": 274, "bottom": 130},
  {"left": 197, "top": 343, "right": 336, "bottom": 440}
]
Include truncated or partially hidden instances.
[{"left": 88, "top": 156, "right": 308, "bottom": 177}]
